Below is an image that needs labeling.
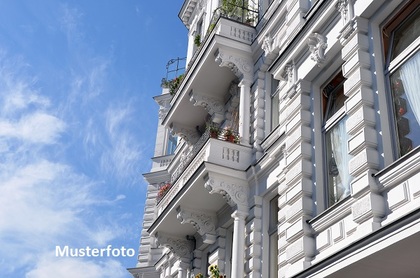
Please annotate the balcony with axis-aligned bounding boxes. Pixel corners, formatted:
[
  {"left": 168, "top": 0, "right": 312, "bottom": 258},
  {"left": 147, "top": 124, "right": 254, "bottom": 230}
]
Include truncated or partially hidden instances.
[
  {"left": 148, "top": 132, "right": 252, "bottom": 240},
  {"left": 161, "top": 16, "right": 257, "bottom": 143}
]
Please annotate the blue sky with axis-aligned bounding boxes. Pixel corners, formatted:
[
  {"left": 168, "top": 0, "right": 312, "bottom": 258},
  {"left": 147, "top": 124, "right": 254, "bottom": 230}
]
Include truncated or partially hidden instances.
[{"left": 0, "top": 1, "right": 187, "bottom": 277}]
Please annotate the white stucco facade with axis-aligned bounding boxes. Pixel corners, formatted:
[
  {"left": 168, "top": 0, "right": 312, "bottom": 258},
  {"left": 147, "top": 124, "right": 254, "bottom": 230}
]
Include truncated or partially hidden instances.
[{"left": 129, "top": 0, "right": 420, "bottom": 277}]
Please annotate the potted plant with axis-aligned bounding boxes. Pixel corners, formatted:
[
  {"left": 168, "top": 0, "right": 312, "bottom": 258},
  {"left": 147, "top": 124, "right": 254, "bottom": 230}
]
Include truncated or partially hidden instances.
[
  {"left": 207, "top": 123, "right": 220, "bottom": 138},
  {"left": 194, "top": 34, "right": 201, "bottom": 47},
  {"left": 223, "top": 127, "right": 235, "bottom": 142},
  {"left": 169, "top": 74, "right": 184, "bottom": 95},
  {"left": 157, "top": 183, "right": 171, "bottom": 200}
]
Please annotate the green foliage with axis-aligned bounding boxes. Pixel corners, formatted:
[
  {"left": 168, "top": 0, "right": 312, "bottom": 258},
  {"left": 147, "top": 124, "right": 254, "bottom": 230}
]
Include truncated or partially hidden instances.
[{"left": 194, "top": 34, "right": 201, "bottom": 47}]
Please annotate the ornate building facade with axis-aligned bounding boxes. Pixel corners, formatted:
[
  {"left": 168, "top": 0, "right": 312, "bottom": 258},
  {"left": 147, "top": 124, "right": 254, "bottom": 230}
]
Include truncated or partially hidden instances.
[{"left": 129, "top": 0, "right": 420, "bottom": 277}]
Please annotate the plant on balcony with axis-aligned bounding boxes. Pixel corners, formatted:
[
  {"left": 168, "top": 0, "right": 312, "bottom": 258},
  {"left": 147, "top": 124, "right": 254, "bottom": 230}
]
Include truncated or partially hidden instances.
[
  {"left": 161, "top": 74, "right": 184, "bottom": 95},
  {"left": 207, "top": 123, "right": 220, "bottom": 138},
  {"left": 194, "top": 265, "right": 225, "bottom": 278},
  {"left": 221, "top": 0, "right": 244, "bottom": 18},
  {"left": 157, "top": 183, "right": 171, "bottom": 200},
  {"left": 194, "top": 34, "right": 201, "bottom": 47},
  {"left": 223, "top": 127, "right": 239, "bottom": 143}
]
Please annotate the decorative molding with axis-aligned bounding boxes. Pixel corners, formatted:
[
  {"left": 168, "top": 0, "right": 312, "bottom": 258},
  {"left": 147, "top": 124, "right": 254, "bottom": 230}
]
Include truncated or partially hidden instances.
[
  {"left": 215, "top": 48, "right": 253, "bottom": 83},
  {"left": 189, "top": 91, "right": 225, "bottom": 124},
  {"left": 337, "top": 0, "right": 349, "bottom": 23},
  {"left": 155, "top": 232, "right": 193, "bottom": 260},
  {"left": 169, "top": 122, "right": 200, "bottom": 145},
  {"left": 308, "top": 33, "right": 328, "bottom": 66},
  {"left": 204, "top": 173, "right": 249, "bottom": 212},
  {"left": 176, "top": 206, "right": 217, "bottom": 244},
  {"left": 339, "top": 16, "right": 369, "bottom": 45},
  {"left": 262, "top": 34, "right": 274, "bottom": 56}
]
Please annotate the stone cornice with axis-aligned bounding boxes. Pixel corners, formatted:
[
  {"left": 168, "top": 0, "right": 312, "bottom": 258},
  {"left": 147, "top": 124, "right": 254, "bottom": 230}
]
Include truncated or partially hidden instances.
[{"left": 176, "top": 206, "right": 217, "bottom": 244}]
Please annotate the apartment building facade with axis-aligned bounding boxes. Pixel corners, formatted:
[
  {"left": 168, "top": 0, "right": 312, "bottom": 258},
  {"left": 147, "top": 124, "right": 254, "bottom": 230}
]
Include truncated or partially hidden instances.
[{"left": 129, "top": 0, "right": 420, "bottom": 277}]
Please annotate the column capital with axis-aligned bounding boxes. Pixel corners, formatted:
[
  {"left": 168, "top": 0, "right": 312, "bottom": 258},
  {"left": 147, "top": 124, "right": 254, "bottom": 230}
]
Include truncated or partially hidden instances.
[{"left": 231, "top": 210, "right": 249, "bottom": 219}]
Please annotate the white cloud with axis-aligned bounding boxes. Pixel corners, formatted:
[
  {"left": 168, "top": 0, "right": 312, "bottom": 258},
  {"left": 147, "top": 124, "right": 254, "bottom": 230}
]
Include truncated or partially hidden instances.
[
  {"left": 0, "top": 112, "right": 66, "bottom": 144},
  {"left": 100, "top": 103, "right": 144, "bottom": 184},
  {"left": 26, "top": 255, "right": 127, "bottom": 278}
]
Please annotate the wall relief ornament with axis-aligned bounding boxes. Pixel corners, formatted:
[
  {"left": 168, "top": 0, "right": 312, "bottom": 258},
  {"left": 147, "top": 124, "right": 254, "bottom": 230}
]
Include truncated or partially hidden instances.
[{"left": 308, "top": 33, "right": 328, "bottom": 66}]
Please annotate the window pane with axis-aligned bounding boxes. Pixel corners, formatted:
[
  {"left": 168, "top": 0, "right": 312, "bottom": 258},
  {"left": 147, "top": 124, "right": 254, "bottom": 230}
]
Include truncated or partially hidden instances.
[
  {"left": 391, "top": 8, "right": 420, "bottom": 59},
  {"left": 271, "top": 78, "right": 280, "bottom": 130},
  {"left": 323, "top": 71, "right": 346, "bottom": 120},
  {"left": 167, "top": 134, "right": 177, "bottom": 155},
  {"left": 390, "top": 51, "right": 420, "bottom": 156},
  {"left": 325, "top": 117, "right": 352, "bottom": 205}
]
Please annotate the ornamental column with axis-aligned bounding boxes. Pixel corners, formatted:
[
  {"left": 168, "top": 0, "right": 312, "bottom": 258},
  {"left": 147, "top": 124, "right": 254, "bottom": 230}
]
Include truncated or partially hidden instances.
[
  {"left": 231, "top": 210, "right": 248, "bottom": 278},
  {"left": 204, "top": 172, "right": 249, "bottom": 278},
  {"left": 239, "top": 80, "right": 251, "bottom": 145},
  {"left": 215, "top": 48, "right": 253, "bottom": 146}
]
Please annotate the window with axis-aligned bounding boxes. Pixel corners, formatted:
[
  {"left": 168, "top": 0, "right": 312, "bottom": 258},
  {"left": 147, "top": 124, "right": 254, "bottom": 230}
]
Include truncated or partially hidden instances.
[
  {"left": 322, "top": 71, "right": 352, "bottom": 207},
  {"left": 167, "top": 134, "right": 177, "bottom": 155},
  {"left": 271, "top": 77, "right": 280, "bottom": 130},
  {"left": 384, "top": 3, "right": 420, "bottom": 158},
  {"left": 268, "top": 195, "right": 279, "bottom": 278}
]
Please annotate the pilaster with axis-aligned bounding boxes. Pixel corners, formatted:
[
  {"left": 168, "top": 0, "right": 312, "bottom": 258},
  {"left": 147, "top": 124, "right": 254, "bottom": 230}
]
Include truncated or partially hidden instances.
[
  {"left": 251, "top": 71, "right": 267, "bottom": 160},
  {"left": 282, "top": 79, "right": 316, "bottom": 277},
  {"left": 245, "top": 196, "right": 263, "bottom": 278},
  {"left": 339, "top": 15, "right": 385, "bottom": 233}
]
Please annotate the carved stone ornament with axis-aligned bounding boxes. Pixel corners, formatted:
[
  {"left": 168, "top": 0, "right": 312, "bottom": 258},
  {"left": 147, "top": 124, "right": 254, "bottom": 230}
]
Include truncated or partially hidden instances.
[
  {"left": 156, "top": 98, "right": 171, "bottom": 120},
  {"left": 215, "top": 48, "right": 253, "bottom": 83},
  {"left": 337, "top": 0, "right": 349, "bottom": 23},
  {"left": 308, "top": 33, "right": 328, "bottom": 66},
  {"left": 176, "top": 206, "right": 217, "bottom": 244},
  {"left": 155, "top": 232, "right": 193, "bottom": 260},
  {"left": 204, "top": 174, "right": 249, "bottom": 212},
  {"left": 170, "top": 122, "right": 200, "bottom": 145},
  {"left": 189, "top": 91, "right": 225, "bottom": 124},
  {"left": 262, "top": 34, "right": 274, "bottom": 56}
]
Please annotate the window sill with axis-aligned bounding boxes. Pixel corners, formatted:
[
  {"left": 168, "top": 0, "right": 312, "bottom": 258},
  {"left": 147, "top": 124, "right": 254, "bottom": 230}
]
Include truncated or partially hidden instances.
[{"left": 308, "top": 195, "right": 353, "bottom": 233}]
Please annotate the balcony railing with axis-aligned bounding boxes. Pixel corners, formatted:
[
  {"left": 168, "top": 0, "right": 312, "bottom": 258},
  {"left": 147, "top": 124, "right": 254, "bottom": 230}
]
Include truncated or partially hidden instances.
[
  {"left": 210, "top": 0, "right": 259, "bottom": 30},
  {"left": 156, "top": 130, "right": 252, "bottom": 215}
]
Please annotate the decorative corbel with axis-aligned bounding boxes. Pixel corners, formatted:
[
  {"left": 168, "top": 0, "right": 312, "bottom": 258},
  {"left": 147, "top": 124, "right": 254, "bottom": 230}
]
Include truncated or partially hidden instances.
[
  {"left": 308, "top": 33, "right": 328, "bottom": 67},
  {"left": 170, "top": 122, "right": 201, "bottom": 145},
  {"left": 204, "top": 173, "right": 249, "bottom": 213},
  {"left": 215, "top": 48, "right": 253, "bottom": 84},
  {"left": 176, "top": 206, "right": 217, "bottom": 244},
  {"left": 189, "top": 91, "right": 225, "bottom": 124},
  {"left": 262, "top": 34, "right": 274, "bottom": 57},
  {"left": 155, "top": 232, "right": 193, "bottom": 261}
]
